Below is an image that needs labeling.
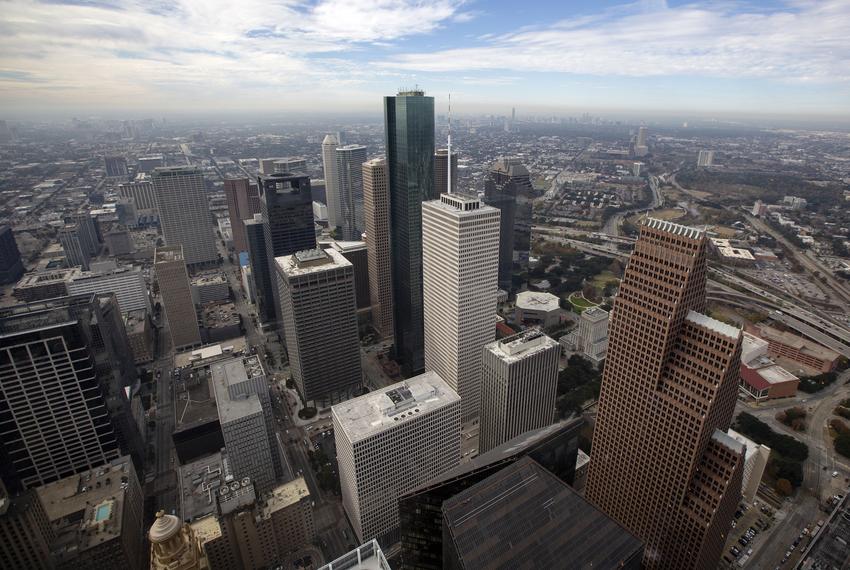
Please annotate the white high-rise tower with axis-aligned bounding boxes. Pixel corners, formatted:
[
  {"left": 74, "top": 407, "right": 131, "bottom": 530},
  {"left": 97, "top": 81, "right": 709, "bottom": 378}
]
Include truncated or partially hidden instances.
[
  {"left": 422, "top": 193, "right": 500, "bottom": 421},
  {"left": 321, "top": 134, "right": 342, "bottom": 230},
  {"left": 335, "top": 144, "right": 367, "bottom": 240}
]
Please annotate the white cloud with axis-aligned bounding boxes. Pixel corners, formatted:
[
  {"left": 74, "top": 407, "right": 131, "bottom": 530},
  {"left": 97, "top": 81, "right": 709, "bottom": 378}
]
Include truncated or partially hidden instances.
[{"left": 380, "top": 1, "right": 850, "bottom": 83}]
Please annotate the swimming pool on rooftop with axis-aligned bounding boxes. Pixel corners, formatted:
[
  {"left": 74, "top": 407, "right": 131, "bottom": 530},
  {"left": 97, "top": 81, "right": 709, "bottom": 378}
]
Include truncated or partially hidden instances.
[{"left": 94, "top": 502, "right": 112, "bottom": 522}]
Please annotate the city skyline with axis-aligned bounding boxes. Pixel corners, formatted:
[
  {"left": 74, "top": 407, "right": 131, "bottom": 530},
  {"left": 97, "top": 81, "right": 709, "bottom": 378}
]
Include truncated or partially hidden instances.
[{"left": 1, "top": 1, "right": 849, "bottom": 119}]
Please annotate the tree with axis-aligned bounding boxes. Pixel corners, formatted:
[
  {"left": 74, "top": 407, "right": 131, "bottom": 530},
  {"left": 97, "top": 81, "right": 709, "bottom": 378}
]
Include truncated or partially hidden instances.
[
  {"left": 775, "top": 478, "right": 793, "bottom": 497},
  {"left": 582, "top": 284, "right": 598, "bottom": 302},
  {"left": 836, "top": 433, "right": 850, "bottom": 459}
]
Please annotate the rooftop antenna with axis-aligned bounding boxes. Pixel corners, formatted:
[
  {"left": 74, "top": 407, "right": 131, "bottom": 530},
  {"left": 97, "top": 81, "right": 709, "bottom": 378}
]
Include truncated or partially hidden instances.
[{"left": 447, "top": 93, "right": 452, "bottom": 195}]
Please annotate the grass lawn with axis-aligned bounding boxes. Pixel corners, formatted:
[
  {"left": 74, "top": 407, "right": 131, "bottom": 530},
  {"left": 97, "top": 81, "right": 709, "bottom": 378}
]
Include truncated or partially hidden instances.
[
  {"left": 567, "top": 292, "right": 598, "bottom": 313},
  {"left": 591, "top": 269, "right": 617, "bottom": 290}
]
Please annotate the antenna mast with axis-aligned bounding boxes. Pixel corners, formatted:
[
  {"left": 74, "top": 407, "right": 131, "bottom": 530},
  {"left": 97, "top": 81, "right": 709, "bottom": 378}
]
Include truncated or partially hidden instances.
[{"left": 447, "top": 93, "right": 452, "bottom": 195}]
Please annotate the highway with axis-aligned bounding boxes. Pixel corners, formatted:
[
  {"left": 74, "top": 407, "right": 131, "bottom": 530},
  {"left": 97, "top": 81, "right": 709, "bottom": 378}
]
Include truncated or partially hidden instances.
[{"left": 601, "top": 175, "right": 664, "bottom": 236}]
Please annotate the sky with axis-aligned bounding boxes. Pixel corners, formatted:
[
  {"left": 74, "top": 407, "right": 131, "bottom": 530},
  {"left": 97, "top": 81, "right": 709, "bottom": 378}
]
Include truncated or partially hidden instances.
[{"left": 1, "top": 0, "right": 849, "bottom": 119}]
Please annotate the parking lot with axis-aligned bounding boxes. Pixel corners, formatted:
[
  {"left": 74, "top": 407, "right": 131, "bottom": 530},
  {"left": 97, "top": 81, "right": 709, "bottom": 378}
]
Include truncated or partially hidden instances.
[{"left": 723, "top": 501, "right": 776, "bottom": 567}]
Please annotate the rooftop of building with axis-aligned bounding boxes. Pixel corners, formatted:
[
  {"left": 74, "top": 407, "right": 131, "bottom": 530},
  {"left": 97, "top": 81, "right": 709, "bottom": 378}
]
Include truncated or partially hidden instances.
[
  {"left": 201, "top": 302, "right": 239, "bottom": 329},
  {"left": 751, "top": 323, "right": 840, "bottom": 361},
  {"left": 276, "top": 247, "right": 351, "bottom": 277},
  {"left": 515, "top": 290, "right": 561, "bottom": 312},
  {"left": 210, "top": 358, "right": 264, "bottom": 424},
  {"left": 576, "top": 448, "right": 590, "bottom": 470},
  {"left": 685, "top": 310, "right": 741, "bottom": 341},
  {"left": 426, "top": 192, "right": 499, "bottom": 216},
  {"left": 318, "top": 540, "right": 390, "bottom": 570},
  {"left": 727, "top": 428, "right": 770, "bottom": 462},
  {"left": 37, "top": 456, "right": 135, "bottom": 560},
  {"left": 123, "top": 309, "right": 148, "bottom": 333},
  {"left": 363, "top": 157, "right": 386, "bottom": 167},
  {"left": 332, "top": 371, "right": 459, "bottom": 443},
  {"left": 330, "top": 240, "right": 367, "bottom": 253},
  {"left": 191, "top": 272, "right": 227, "bottom": 285},
  {"left": 261, "top": 477, "right": 310, "bottom": 517},
  {"left": 154, "top": 246, "right": 185, "bottom": 263},
  {"left": 14, "top": 266, "right": 81, "bottom": 288},
  {"left": 337, "top": 144, "right": 367, "bottom": 152},
  {"left": 179, "top": 452, "right": 229, "bottom": 522},
  {"left": 189, "top": 514, "right": 222, "bottom": 545},
  {"left": 442, "top": 457, "right": 643, "bottom": 569},
  {"left": 581, "top": 306, "right": 609, "bottom": 322},
  {"left": 711, "top": 429, "right": 747, "bottom": 456},
  {"left": 173, "top": 338, "right": 248, "bottom": 369},
  {"left": 490, "top": 157, "right": 530, "bottom": 178},
  {"left": 643, "top": 217, "right": 704, "bottom": 240},
  {"left": 151, "top": 165, "right": 199, "bottom": 176},
  {"left": 486, "top": 328, "right": 558, "bottom": 360}
]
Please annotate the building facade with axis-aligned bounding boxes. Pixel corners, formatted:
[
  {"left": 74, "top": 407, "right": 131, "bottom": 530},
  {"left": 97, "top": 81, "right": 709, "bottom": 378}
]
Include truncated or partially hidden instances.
[
  {"left": 66, "top": 264, "right": 150, "bottom": 313},
  {"left": 244, "top": 214, "right": 275, "bottom": 324},
  {"left": 585, "top": 218, "right": 746, "bottom": 569},
  {"left": 363, "top": 157, "right": 394, "bottom": 340},
  {"left": 152, "top": 166, "right": 218, "bottom": 268},
  {"left": 0, "top": 226, "right": 24, "bottom": 285},
  {"left": 577, "top": 306, "right": 608, "bottom": 363},
  {"left": 422, "top": 193, "right": 500, "bottom": 421},
  {"left": 155, "top": 246, "right": 201, "bottom": 350},
  {"left": 479, "top": 329, "right": 560, "bottom": 453},
  {"left": 335, "top": 144, "right": 367, "bottom": 240},
  {"left": 276, "top": 248, "right": 361, "bottom": 406},
  {"left": 333, "top": 372, "right": 461, "bottom": 547},
  {"left": 0, "top": 482, "right": 54, "bottom": 570},
  {"left": 433, "top": 149, "right": 458, "bottom": 196},
  {"left": 384, "top": 90, "right": 435, "bottom": 376},
  {"left": 224, "top": 178, "right": 254, "bottom": 254},
  {"left": 58, "top": 224, "right": 90, "bottom": 270},
  {"left": 321, "top": 134, "right": 342, "bottom": 229}
]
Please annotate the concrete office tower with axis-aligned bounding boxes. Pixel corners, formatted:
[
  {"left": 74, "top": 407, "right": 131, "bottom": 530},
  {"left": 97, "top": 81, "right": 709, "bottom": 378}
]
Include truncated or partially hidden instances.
[
  {"left": 577, "top": 306, "right": 608, "bottom": 363},
  {"left": 152, "top": 166, "right": 218, "bottom": 268},
  {"left": 422, "top": 193, "right": 500, "bottom": 422},
  {"left": 636, "top": 125, "right": 648, "bottom": 147},
  {"left": 479, "top": 329, "right": 560, "bottom": 453},
  {"left": 333, "top": 372, "right": 461, "bottom": 546},
  {"left": 66, "top": 264, "right": 150, "bottom": 313},
  {"left": 257, "top": 172, "right": 316, "bottom": 324},
  {"left": 363, "top": 158, "right": 394, "bottom": 340},
  {"left": 149, "top": 512, "right": 210, "bottom": 570},
  {"left": 0, "top": 225, "right": 24, "bottom": 284},
  {"left": 433, "top": 149, "right": 457, "bottom": 196},
  {"left": 321, "top": 134, "right": 342, "bottom": 229},
  {"left": 224, "top": 178, "right": 254, "bottom": 254},
  {"left": 104, "top": 155, "right": 129, "bottom": 178},
  {"left": 586, "top": 218, "right": 746, "bottom": 569},
  {"left": 155, "top": 246, "right": 201, "bottom": 350},
  {"left": 58, "top": 224, "right": 90, "bottom": 270},
  {"left": 0, "top": 480, "right": 54, "bottom": 569},
  {"left": 483, "top": 157, "right": 533, "bottom": 290},
  {"left": 276, "top": 248, "right": 361, "bottom": 406},
  {"left": 244, "top": 215, "right": 275, "bottom": 323},
  {"left": 66, "top": 212, "right": 100, "bottom": 256},
  {"left": 727, "top": 429, "right": 771, "bottom": 504},
  {"left": 210, "top": 358, "right": 276, "bottom": 493},
  {"left": 384, "top": 90, "right": 435, "bottom": 376},
  {"left": 272, "top": 157, "right": 307, "bottom": 174},
  {"left": 335, "top": 144, "right": 368, "bottom": 240},
  {"left": 118, "top": 180, "right": 157, "bottom": 214},
  {"left": 698, "top": 149, "right": 715, "bottom": 167},
  {"left": 328, "top": 241, "right": 371, "bottom": 310}
]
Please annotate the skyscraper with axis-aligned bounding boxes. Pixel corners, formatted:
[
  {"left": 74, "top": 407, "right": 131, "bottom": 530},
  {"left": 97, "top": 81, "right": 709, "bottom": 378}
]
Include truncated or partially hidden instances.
[
  {"left": 257, "top": 172, "right": 316, "bottom": 324},
  {"left": 433, "top": 149, "right": 457, "bottom": 196},
  {"left": 585, "top": 218, "right": 745, "bottom": 569},
  {"left": 58, "top": 224, "right": 90, "bottom": 270},
  {"left": 483, "top": 157, "right": 533, "bottom": 290},
  {"left": 272, "top": 157, "right": 307, "bottom": 174},
  {"left": 104, "top": 155, "right": 129, "bottom": 178},
  {"left": 333, "top": 371, "right": 461, "bottom": 546},
  {"left": 384, "top": 90, "right": 435, "bottom": 376},
  {"left": 636, "top": 125, "right": 648, "bottom": 147},
  {"left": 152, "top": 166, "right": 218, "bottom": 268},
  {"left": 276, "top": 248, "right": 361, "bottom": 406},
  {"left": 697, "top": 149, "right": 715, "bottom": 167},
  {"left": 154, "top": 246, "right": 201, "bottom": 350},
  {"left": 479, "top": 329, "right": 560, "bottom": 453},
  {"left": 335, "top": 144, "right": 367, "bottom": 240},
  {"left": 223, "top": 178, "right": 253, "bottom": 254},
  {"left": 0, "top": 225, "right": 24, "bottom": 285},
  {"left": 422, "top": 193, "right": 499, "bottom": 421},
  {"left": 0, "top": 480, "right": 54, "bottom": 569},
  {"left": 321, "top": 134, "right": 342, "bottom": 229},
  {"left": 244, "top": 214, "right": 275, "bottom": 324},
  {"left": 576, "top": 306, "right": 609, "bottom": 363},
  {"left": 65, "top": 212, "right": 100, "bottom": 256},
  {"left": 118, "top": 180, "right": 158, "bottom": 216},
  {"left": 0, "top": 295, "right": 123, "bottom": 490},
  {"left": 363, "top": 158, "right": 394, "bottom": 340}
]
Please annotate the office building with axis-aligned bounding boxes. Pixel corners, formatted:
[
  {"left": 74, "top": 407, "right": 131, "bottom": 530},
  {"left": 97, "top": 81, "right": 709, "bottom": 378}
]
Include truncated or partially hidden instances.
[
  {"left": 37, "top": 456, "right": 143, "bottom": 570},
  {"left": 738, "top": 332, "right": 800, "bottom": 401},
  {"left": 334, "top": 372, "right": 460, "bottom": 546},
  {"left": 514, "top": 291, "right": 561, "bottom": 328},
  {"left": 104, "top": 155, "right": 129, "bottom": 177},
  {"left": 336, "top": 144, "right": 368, "bottom": 240},
  {"left": 433, "top": 149, "right": 457, "bottom": 196},
  {"left": 0, "top": 481, "right": 54, "bottom": 570},
  {"left": 577, "top": 306, "right": 608, "bottom": 363},
  {"left": 727, "top": 429, "right": 770, "bottom": 504},
  {"left": 0, "top": 225, "right": 24, "bottom": 284},
  {"left": 327, "top": 240, "right": 371, "bottom": 310},
  {"left": 152, "top": 166, "right": 218, "bottom": 268},
  {"left": 244, "top": 214, "right": 275, "bottom": 323},
  {"left": 124, "top": 309, "right": 154, "bottom": 364},
  {"left": 442, "top": 457, "right": 643, "bottom": 570},
  {"left": 224, "top": 178, "right": 254, "bottom": 254},
  {"left": 210, "top": 356, "right": 280, "bottom": 490},
  {"left": 138, "top": 154, "right": 165, "bottom": 173},
  {"left": 149, "top": 511, "right": 211, "bottom": 570},
  {"left": 272, "top": 157, "right": 307, "bottom": 174},
  {"left": 399, "top": 419, "right": 582, "bottom": 570},
  {"left": 483, "top": 158, "right": 533, "bottom": 289},
  {"left": 58, "top": 224, "right": 90, "bottom": 270},
  {"left": 258, "top": 172, "right": 316, "bottom": 323},
  {"left": 423, "top": 193, "right": 500, "bottom": 421},
  {"left": 384, "top": 89, "right": 435, "bottom": 376},
  {"left": 479, "top": 329, "right": 560, "bottom": 453},
  {"left": 66, "top": 264, "right": 150, "bottom": 313},
  {"left": 634, "top": 126, "right": 649, "bottom": 157},
  {"left": 319, "top": 541, "right": 390, "bottom": 570},
  {"left": 155, "top": 246, "right": 201, "bottom": 350},
  {"left": 363, "top": 157, "right": 393, "bottom": 339},
  {"left": 191, "top": 272, "right": 229, "bottom": 305},
  {"left": 697, "top": 149, "right": 715, "bottom": 167},
  {"left": 277, "top": 248, "right": 361, "bottom": 406},
  {"left": 744, "top": 322, "right": 839, "bottom": 374},
  {"left": 0, "top": 295, "right": 129, "bottom": 490},
  {"left": 321, "top": 134, "right": 342, "bottom": 229},
  {"left": 65, "top": 212, "right": 100, "bottom": 256},
  {"left": 118, "top": 180, "right": 158, "bottom": 214},
  {"left": 104, "top": 229, "right": 134, "bottom": 255},
  {"left": 586, "top": 218, "right": 746, "bottom": 569}
]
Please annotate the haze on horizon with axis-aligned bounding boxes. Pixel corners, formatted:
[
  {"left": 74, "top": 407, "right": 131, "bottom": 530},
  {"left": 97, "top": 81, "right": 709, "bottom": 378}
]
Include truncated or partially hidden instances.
[{"left": 1, "top": 0, "right": 849, "bottom": 121}]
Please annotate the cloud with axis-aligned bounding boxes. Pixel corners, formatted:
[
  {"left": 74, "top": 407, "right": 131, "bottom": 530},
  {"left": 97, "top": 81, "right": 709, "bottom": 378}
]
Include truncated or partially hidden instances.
[{"left": 380, "top": 1, "right": 850, "bottom": 83}]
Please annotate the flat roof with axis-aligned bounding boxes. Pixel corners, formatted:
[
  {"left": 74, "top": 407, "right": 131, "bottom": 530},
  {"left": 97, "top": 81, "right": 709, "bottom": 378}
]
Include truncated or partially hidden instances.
[
  {"left": 189, "top": 515, "right": 222, "bottom": 545},
  {"left": 754, "top": 323, "right": 840, "bottom": 361},
  {"left": 442, "top": 457, "right": 643, "bottom": 569},
  {"left": 179, "top": 452, "right": 228, "bottom": 522},
  {"left": 727, "top": 428, "right": 770, "bottom": 461},
  {"left": 686, "top": 310, "right": 741, "bottom": 341},
  {"left": 711, "top": 429, "right": 746, "bottom": 455},
  {"left": 486, "top": 328, "right": 557, "bottom": 361},
  {"left": 515, "top": 291, "right": 561, "bottom": 312},
  {"left": 332, "top": 371, "right": 459, "bottom": 443},
  {"left": 276, "top": 247, "right": 351, "bottom": 278},
  {"left": 261, "top": 477, "right": 310, "bottom": 517},
  {"left": 154, "top": 246, "right": 184, "bottom": 263},
  {"left": 210, "top": 358, "right": 263, "bottom": 424},
  {"left": 319, "top": 540, "right": 390, "bottom": 570}
]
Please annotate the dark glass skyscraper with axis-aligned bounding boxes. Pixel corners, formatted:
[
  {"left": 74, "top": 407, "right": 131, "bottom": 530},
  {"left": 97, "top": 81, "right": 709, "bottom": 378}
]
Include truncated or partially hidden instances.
[
  {"left": 483, "top": 158, "right": 533, "bottom": 291},
  {"left": 0, "top": 226, "right": 24, "bottom": 285},
  {"left": 384, "top": 90, "right": 435, "bottom": 376},
  {"left": 245, "top": 215, "right": 275, "bottom": 324}
]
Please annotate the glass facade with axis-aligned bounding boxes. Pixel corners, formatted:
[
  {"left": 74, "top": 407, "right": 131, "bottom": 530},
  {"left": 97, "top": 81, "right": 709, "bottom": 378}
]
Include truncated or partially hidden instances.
[{"left": 384, "top": 92, "right": 435, "bottom": 377}]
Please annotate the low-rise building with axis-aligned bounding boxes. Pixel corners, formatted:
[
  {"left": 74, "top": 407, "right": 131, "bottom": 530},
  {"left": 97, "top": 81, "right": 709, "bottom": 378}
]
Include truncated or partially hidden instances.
[
  {"left": 709, "top": 238, "right": 756, "bottom": 266},
  {"left": 191, "top": 272, "right": 230, "bottom": 305},
  {"left": 12, "top": 267, "right": 80, "bottom": 302},
  {"left": 738, "top": 332, "right": 800, "bottom": 401},
  {"left": 745, "top": 323, "right": 840, "bottom": 375},
  {"left": 514, "top": 291, "right": 562, "bottom": 328}
]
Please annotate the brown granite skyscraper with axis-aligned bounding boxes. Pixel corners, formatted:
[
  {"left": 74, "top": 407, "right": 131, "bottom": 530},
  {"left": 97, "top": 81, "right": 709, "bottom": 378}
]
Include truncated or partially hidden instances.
[{"left": 586, "top": 218, "right": 745, "bottom": 569}]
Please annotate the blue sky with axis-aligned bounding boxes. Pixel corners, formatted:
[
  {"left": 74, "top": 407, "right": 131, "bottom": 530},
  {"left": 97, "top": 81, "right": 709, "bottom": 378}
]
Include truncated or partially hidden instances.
[{"left": 1, "top": 0, "right": 849, "bottom": 118}]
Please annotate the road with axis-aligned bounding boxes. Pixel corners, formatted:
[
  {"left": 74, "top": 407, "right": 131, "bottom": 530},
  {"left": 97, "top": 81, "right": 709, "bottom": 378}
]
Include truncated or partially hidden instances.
[
  {"left": 601, "top": 175, "right": 663, "bottom": 236},
  {"left": 150, "top": 313, "right": 178, "bottom": 514}
]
